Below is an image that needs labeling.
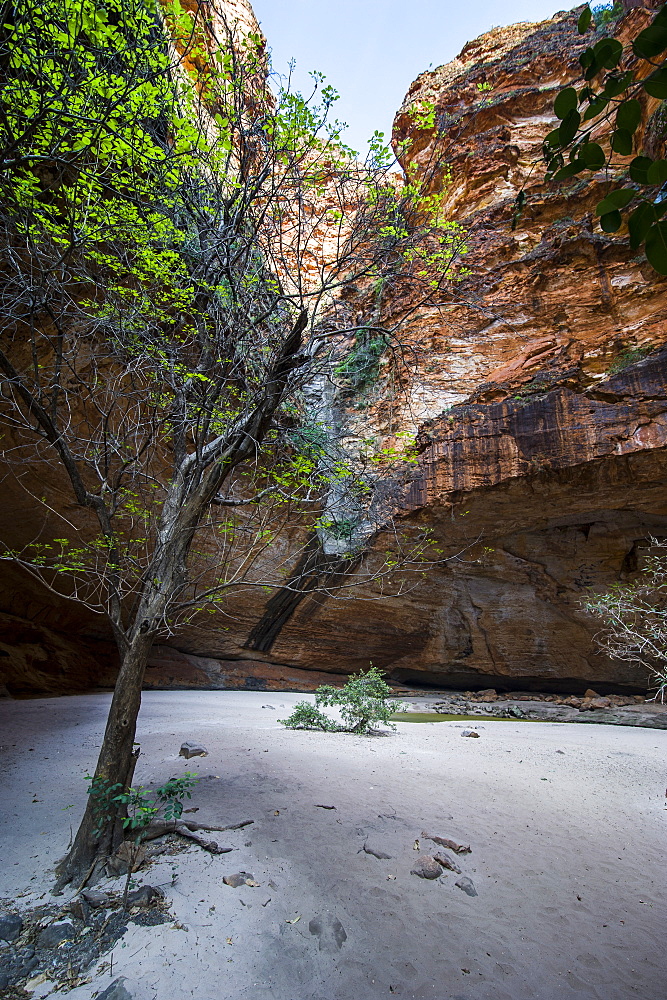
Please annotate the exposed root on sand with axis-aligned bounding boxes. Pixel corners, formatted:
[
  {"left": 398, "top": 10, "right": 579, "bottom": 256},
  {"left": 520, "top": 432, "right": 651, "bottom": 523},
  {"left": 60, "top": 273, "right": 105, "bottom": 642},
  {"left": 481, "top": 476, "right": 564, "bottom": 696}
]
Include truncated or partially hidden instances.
[{"left": 138, "top": 818, "right": 253, "bottom": 855}]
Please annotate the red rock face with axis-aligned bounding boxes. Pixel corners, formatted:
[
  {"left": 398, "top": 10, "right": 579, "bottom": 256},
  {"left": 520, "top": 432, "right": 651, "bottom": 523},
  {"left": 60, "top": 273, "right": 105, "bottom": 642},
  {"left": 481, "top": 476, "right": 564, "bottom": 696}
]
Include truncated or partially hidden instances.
[
  {"left": 229, "top": 6, "right": 667, "bottom": 695},
  {"left": 1, "top": 5, "right": 666, "bottom": 696}
]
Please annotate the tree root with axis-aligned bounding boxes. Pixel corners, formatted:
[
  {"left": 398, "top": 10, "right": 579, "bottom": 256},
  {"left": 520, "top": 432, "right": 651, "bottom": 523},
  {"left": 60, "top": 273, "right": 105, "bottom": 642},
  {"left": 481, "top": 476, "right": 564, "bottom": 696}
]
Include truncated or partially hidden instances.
[{"left": 139, "top": 818, "right": 253, "bottom": 854}]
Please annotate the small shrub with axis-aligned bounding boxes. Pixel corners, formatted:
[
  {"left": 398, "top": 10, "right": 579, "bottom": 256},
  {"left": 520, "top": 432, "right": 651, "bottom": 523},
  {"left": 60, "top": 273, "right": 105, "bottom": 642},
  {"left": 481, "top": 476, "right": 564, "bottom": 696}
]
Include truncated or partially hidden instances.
[
  {"left": 85, "top": 771, "right": 199, "bottom": 907},
  {"left": 335, "top": 331, "right": 387, "bottom": 396},
  {"left": 608, "top": 346, "right": 652, "bottom": 375},
  {"left": 584, "top": 537, "right": 667, "bottom": 700},
  {"left": 278, "top": 701, "right": 339, "bottom": 731},
  {"left": 279, "top": 666, "right": 404, "bottom": 735}
]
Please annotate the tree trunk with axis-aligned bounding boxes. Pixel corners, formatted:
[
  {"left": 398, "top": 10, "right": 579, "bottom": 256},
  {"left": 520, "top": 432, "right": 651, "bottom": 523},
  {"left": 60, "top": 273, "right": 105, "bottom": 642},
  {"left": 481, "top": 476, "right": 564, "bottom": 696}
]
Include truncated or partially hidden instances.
[{"left": 55, "top": 633, "right": 154, "bottom": 889}]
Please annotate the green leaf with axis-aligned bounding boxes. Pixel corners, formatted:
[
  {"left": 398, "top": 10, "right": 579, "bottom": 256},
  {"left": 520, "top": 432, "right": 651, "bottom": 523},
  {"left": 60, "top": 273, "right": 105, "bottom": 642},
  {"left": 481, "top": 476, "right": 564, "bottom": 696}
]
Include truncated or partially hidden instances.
[
  {"left": 580, "top": 142, "right": 606, "bottom": 170},
  {"left": 616, "top": 99, "right": 642, "bottom": 134},
  {"left": 595, "top": 37, "right": 623, "bottom": 70},
  {"left": 611, "top": 128, "right": 633, "bottom": 156},
  {"left": 644, "top": 67, "right": 667, "bottom": 99},
  {"left": 545, "top": 153, "right": 564, "bottom": 176},
  {"left": 600, "top": 210, "right": 622, "bottom": 233},
  {"left": 645, "top": 221, "right": 667, "bottom": 274},
  {"left": 603, "top": 72, "right": 634, "bottom": 99},
  {"left": 579, "top": 47, "right": 594, "bottom": 71},
  {"left": 545, "top": 128, "right": 563, "bottom": 148},
  {"left": 583, "top": 95, "right": 610, "bottom": 121},
  {"left": 647, "top": 159, "right": 667, "bottom": 185},
  {"left": 630, "top": 156, "right": 653, "bottom": 185},
  {"left": 577, "top": 6, "right": 592, "bottom": 34},
  {"left": 628, "top": 201, "right": 657, "bottom": 250},
  {"left": 596, "top": 188, "right": 636, "bottom": 215},
  {"left": 633, "top": 24, "right": 667, "bottom": 60},
  {"left": 554, "top": 87, "right": 578, "bottom": 120},
  {"left": 558, "top": 109, "right": 581, "bottom": 146},
  {"left": 552, "top": 159, "right": 585, "bottom": 181}
]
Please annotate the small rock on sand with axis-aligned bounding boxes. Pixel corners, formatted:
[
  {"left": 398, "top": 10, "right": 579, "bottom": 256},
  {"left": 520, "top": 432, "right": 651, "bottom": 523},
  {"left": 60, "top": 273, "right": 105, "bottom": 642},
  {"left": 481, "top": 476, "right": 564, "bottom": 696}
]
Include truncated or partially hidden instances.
[
  {"left": 411, "top": 855, "right": 442, "bottom": 880},
  {"left": 434, "top": 852, "right": 462, "bottom": 874},
  {"left": 455, "top": 877, "right": 478, "bottom": 897},
  {"left": 37, "top": 920, "right": 76, "bottom": 949},
  {"left": 126, "top": 885, "right": 164, "bottom": 908},
  {"left": 179, "top": 741, "right": 208, "bottom": 758},
  {"left": 363, "top": 841, "right": 392, "bottom": 859},
  {"left": 0, "top": 913, "right": 22, "bottom": 941},
  {"left": 97, "top": 979, "right": 134, "bottom": 1000},
  {"left": 421, "top": 832, "right": 471, "bottom": 854},
  {"left": 461, "top": 730, "right": 480, "bottom": 738},
  {"left": 81, "top": 888, "right": 110, "bottom": 908},
  {"left": 223, "top": 873, "right": 253, "bottom": 888}
]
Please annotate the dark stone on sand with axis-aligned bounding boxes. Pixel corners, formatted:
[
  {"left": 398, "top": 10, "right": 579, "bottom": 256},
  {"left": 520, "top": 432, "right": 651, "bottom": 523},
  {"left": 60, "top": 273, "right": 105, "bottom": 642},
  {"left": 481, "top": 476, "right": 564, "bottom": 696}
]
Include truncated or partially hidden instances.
[
  {"left": 37, "top": 920, "right": 75, "bottom": 949},
  {"left": 0, "top": 914, "right": 22, "bottom": 942},
  {"left": 126, "top": 885, "right": 164, "bottom": 908},
  {"left": 455, "top": 877, "right": 478, "bottom": 897},
  {"left": 97, "top": 978, "right": 134, "bottom": 1000},
  {"left": 434, "top": 851, "right": 462, "bottom": 874},
  {"left": 179, "top": 741, "right": 208, "bottom": 758},
  {"left": 363, "top": 840, "right": 392, "bottom": 859},
  {"left": 82, "top": 888, "right": 111, "bottom": 908},
  {"left": 411, "top": 855, "right": 442, "bottom": 880},
  {"left": 223, "top": 873, "right": 251, "bottom": 888}
]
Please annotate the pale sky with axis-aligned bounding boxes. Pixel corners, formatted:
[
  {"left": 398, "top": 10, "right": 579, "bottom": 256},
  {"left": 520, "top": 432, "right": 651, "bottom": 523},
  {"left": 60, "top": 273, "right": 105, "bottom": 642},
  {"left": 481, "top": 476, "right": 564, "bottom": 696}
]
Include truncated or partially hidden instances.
[{"left": 251, "top": 0, "right": 578, "bottom": 154}]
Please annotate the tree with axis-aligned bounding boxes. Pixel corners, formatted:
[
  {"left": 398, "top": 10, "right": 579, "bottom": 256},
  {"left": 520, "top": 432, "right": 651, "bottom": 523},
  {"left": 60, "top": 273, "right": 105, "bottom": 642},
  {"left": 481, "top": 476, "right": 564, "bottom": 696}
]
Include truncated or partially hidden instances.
[
  {"left": 539, "top": 1, "right": 667, "bottom": 272},
  {"left": 584, "top": 538, "right": 667, "bottom": 699},
  {"left": 0, "top": 0, "right": 466, "bottom": 885}
]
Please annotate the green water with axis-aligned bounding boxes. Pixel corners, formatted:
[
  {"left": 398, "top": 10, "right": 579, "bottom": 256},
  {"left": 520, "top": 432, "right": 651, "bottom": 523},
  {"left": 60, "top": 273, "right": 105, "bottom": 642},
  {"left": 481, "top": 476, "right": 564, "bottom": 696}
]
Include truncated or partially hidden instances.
[{"left": 390, "top": 712, "right": 528, "bottom": 723}]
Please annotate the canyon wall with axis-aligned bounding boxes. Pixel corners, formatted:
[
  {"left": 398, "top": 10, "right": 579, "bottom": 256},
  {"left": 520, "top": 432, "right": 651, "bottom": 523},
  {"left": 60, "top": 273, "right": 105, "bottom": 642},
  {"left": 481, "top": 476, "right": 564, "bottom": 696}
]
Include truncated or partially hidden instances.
[{"left": 1, "top": 4, "right": 666, "bottom": 695}]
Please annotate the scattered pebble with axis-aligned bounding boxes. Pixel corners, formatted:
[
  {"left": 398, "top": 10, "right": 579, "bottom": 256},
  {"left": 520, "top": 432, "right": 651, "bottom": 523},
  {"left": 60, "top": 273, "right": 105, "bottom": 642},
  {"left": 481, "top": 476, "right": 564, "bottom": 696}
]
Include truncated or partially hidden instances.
[
  {"left": 461, "top": 730, "right": 481, "bottom": 738},
  {"left": 455, "top": 877, "right": 478, "bottom": 897},
  {"left": 37, "top": 920, "right": 75, "bottom": 949},
  {"left": 434, "top": 852, "right": 462, "bottom": 874},
  {"left": 125, "top": 885, "right": 164, "bottom": 909},
  {"left": 223, "top": 873, "right": 253, "bottom": 888},
  {"left": 0, "top": 914, "right": 22, "bottom": 942},
  {"left": 363, "top": 841, "right": 392, "bottom": 860},
  {"left": 179, "top": 741, "right": 208, "bottom": 759},
  {"left": 411, "top": 855, "right": 442, "bottom": 880},
  {"left": 97, "top": 977, "right": 134, "bottom": 1000},
  {"left": 422, "top": 832, "right": 471, "bottom": 854},
  {"left": 81, "top": 889, "right": 110, "bottom": 908}
]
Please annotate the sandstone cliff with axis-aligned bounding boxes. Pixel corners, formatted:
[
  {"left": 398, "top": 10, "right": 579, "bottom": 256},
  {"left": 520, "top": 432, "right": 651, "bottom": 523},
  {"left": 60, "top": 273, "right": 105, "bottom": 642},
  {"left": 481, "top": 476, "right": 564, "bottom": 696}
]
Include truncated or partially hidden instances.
[{"left": 1, "top": 4, "right": 666, "bottom": 696}]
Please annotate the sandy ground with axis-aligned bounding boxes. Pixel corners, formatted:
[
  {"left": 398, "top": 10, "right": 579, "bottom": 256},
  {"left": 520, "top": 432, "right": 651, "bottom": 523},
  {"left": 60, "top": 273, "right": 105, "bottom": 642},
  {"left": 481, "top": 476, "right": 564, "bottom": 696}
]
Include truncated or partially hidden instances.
[{"left": 0, "top": 690, "right": 665, "bottom": 1000}]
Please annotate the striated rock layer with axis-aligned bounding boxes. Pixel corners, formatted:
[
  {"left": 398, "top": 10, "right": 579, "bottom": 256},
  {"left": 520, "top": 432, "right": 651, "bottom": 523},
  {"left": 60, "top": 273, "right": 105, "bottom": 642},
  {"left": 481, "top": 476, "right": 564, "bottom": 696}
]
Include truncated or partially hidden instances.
[{"left": 1, "top": 4, "right": 666, "bottom": 695}]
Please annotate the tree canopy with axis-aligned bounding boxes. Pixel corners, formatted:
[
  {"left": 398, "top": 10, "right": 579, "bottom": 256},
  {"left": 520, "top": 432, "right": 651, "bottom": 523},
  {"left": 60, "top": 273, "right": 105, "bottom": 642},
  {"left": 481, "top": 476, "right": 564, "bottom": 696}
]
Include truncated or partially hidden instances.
[{"left": 0, "top": 0, "right": 467, "bottom": 883}]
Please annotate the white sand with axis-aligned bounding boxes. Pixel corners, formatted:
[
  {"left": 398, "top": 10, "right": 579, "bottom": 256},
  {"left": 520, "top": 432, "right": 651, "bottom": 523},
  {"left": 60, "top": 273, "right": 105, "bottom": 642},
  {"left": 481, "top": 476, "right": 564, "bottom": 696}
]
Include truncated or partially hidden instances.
[{"left": 0, "top": 690, "right": 665, "bottom": 1000}]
